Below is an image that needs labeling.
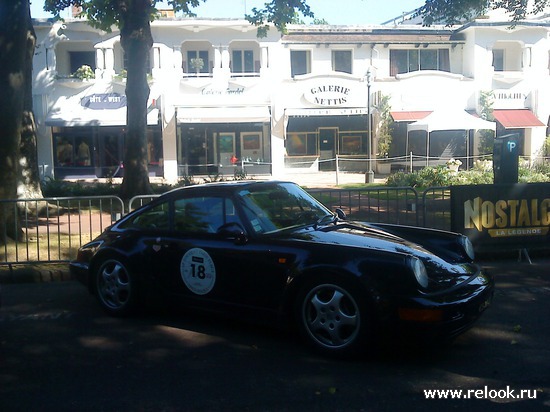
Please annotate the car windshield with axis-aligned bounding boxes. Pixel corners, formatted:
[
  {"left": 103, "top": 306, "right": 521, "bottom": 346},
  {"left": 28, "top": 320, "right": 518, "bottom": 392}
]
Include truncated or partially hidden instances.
[{"left": 237, "top": 183, "right": 334, "bottom": 234}]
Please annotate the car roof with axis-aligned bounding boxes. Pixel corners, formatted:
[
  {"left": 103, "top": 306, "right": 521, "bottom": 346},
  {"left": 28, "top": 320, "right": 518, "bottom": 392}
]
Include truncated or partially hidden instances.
[{"left": 159, "top": 180, "right": 297, "bottom": 200}]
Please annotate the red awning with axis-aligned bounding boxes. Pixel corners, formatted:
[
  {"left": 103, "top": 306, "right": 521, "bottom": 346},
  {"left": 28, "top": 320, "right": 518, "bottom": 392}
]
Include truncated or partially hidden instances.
[
  {"left": 492, "top": 109, "right": 545, "bottom": 129},
  {"left": 390, "top": 111, "right": 432, "bottom": 122}
]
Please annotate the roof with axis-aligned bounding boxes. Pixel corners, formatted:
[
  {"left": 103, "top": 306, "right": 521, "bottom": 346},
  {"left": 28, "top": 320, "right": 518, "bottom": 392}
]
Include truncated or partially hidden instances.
[{"left": 282, "top": 26, "right": 464, "bottom": 45}]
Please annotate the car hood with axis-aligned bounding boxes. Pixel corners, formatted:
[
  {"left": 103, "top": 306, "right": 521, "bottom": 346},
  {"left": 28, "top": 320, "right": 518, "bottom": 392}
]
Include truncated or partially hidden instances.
[
  {"left": 271, "top": 221, "right": 474, "bottom": 276},
  {"left": 282, "top": 221, "right": 430, "bottom": 256}
]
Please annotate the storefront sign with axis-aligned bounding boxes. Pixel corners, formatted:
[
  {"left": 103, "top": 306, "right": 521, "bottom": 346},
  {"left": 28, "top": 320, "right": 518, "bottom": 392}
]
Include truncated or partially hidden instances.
[
  {"left": 201, "top": 86, "right": 245, "bottom": 95},
  {"left": 304, "top": 82, "right": 353, "bottom": 107},
  {"left": 493, "top": 89, "right": 529, "bottom": 109},
  {"left": 81, "top": 93, "right": 127, "bottom": 110},
  {"left": 451, "top": 184, "right": 550, "bottom": 251}
]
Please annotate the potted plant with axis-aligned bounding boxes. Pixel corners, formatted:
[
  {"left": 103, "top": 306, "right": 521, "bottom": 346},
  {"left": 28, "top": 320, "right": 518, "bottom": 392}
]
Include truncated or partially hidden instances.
[
  {"left": 190, "top": 57, "right": 204, "bottom": 75},
  {"left": 73, "top": 64, "right": 95, "bottom": 81},
  {"left": 446, "top": 158, "right": 462, "bottom": 172}
]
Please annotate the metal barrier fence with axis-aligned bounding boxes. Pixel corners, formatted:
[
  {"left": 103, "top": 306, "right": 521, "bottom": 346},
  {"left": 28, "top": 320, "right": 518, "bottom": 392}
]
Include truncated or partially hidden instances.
[
  {"left": 421, "top": 187, "right": 452, "bottom": 231},
  {"left": 128, "top": 195, "right": 161, "bottom": 212},
  {"left": 308, "top": 187, "right": 420, "bottom": 227},
  {"left": 0, "top": 187, "right": 452, "bottom": 267},
  {"left": 1, "top": 196, "right": 124, "bottom": 265}
]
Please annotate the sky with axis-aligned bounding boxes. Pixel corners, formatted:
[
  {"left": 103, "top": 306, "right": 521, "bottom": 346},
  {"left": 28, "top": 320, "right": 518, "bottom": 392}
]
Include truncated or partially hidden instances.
[{"left": 30, "top": 0, "right": 426, "bottom": 25}]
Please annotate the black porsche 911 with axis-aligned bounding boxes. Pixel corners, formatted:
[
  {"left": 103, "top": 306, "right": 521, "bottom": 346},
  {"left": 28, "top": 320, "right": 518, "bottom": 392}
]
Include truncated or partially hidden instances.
[{"left": 70, "top": 180, "right": 493, "bottom": 357}]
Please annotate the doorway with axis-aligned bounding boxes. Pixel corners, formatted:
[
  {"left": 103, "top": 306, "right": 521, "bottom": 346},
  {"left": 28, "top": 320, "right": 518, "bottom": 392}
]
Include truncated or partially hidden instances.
[{"left": 319, "top": 127, "right": 338, "bottom": 171}]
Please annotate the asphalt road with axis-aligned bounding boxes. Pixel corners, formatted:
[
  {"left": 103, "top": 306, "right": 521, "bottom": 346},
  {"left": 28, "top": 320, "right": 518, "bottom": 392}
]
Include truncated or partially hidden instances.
[{"left": 1, "top": 257, "right": 550, "bottom": 412}]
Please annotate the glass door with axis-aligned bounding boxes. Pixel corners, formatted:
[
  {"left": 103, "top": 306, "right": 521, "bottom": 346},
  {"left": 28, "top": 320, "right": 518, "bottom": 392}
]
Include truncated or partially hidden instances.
[
  {"left": 319, "top": 127, "right": 338, "bottom": 171},
  {"left": 218, "top": 132, "right": 236, "bottom": 168}
]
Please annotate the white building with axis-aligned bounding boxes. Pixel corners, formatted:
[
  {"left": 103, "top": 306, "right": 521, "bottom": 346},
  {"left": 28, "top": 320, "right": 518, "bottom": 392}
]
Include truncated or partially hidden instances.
[{"left": 31, "top": 9, "right": 550, "bottom": 182}]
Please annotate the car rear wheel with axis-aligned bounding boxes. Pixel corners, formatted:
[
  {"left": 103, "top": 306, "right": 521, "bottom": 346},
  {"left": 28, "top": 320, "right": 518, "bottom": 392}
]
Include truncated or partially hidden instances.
[
  {"left": 296, "top": 279, "right": 370, "bottom": 356},
  {"left": 95, "top": 258, "right": 139, "bottom": 316}
]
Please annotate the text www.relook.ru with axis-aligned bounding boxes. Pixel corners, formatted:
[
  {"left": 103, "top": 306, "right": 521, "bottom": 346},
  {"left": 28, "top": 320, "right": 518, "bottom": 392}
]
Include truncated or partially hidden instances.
[{"left": 423, "top": 386, "right": 538, "bottom": 400}]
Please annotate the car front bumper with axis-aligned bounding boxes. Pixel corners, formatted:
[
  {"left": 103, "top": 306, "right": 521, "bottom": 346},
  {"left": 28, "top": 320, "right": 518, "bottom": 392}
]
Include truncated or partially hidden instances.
[
  {"left": 70, "top": 261, "right": 91, "bottom": 291},
  {"left": 391, "top": 270, "right": 495, "bottom": 340}
]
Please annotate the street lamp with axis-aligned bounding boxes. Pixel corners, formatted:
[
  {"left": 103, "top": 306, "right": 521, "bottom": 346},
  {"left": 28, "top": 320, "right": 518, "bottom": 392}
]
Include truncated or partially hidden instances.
[{"left": 365, "top": 67, "right": 374, "bottom": 183}]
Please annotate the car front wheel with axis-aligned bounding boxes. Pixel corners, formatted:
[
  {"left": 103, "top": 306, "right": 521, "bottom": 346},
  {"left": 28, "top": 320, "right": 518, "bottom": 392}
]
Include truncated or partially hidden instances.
[
  {"left": 297, "top": 279, "right": 370, "bottom": 356},
  {"left": 95, "top": 257, "right": 139, "bottom": 316}
]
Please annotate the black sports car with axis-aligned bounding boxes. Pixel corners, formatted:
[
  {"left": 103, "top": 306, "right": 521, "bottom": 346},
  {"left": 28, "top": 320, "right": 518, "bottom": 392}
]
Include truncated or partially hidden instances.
[{"left": 70, "top": 181, "right": 493, "bottom": 356}]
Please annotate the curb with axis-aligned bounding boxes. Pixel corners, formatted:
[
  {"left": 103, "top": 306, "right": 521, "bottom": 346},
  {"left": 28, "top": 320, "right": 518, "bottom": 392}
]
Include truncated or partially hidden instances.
[{"left": 0, "top": 264, "right": 71, "bottom": 285}]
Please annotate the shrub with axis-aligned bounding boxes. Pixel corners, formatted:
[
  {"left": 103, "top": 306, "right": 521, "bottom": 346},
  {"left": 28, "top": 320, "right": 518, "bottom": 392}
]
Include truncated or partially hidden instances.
[
  {"left": 386, "top": 165, "right": 454, "bottom": 188},
  {"left": 385, "top": 159, "right": 549, "bottom": 188},
  {"left": 73, "top": 65, "right": 95, "bottom": 80}
]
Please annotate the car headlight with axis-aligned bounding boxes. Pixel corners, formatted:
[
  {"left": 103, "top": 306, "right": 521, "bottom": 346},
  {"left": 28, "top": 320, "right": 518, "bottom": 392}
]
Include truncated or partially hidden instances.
[
  {"left": 409, "top": 256, "right": 429, "bottom": 288},
  {"left": 459, "top": 235, "right": 475, "bottom": 260}
]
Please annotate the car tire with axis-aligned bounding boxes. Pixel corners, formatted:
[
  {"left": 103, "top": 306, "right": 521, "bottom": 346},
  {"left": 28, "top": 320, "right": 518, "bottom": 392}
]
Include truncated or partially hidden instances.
[
  {"left": 296, "top": 277, "right": 371, "bottom": 357},
  {"left": 95, "top": 257, "right": 140, "bottom": 316}
]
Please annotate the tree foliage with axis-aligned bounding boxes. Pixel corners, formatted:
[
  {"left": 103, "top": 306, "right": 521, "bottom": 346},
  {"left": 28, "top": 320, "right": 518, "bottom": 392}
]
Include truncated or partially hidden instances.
[
  {"left": 417, "top": 0, "right": 549, "bottom": 25},
  {"left": 246, "top": 0, "right": 313, "bottom": 37},
  {"left": 42, "top": 0, "right": 313, "bottom": 198}
]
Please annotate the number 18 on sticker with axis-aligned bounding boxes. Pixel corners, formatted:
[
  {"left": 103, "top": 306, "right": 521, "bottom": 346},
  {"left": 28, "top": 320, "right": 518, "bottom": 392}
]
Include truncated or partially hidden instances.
[{"left": 180, "top": 248, "right": 216, "bottom": 295}]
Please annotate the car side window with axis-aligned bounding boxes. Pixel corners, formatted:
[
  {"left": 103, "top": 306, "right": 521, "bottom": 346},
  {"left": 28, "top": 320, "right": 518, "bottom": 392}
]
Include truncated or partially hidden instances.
[
  {"left": 122, "top": 202, "right": 170, "bottom": 230},
  {"left": 174, "top": 196, "right": 242, "bottom": 234}
]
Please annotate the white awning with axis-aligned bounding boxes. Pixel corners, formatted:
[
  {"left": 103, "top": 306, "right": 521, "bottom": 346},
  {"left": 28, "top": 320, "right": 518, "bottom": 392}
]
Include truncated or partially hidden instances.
[
  {"left": 45, "top": 82, "right": 159, "bottom": 127},
  {"left": 46, "top": 107, "right": 159, "bottom": 127},
  {"left": 177, "top": 106, "right": 270, "bottom": 123},
  {"left": 407, "top": 109, "right": 496, "bottom": 133}
]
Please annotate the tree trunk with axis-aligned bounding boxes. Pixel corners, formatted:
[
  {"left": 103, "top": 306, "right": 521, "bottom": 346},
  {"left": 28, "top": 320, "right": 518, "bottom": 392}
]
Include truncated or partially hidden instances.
[
  {"left": 19, "top": 8, "right": 43, "bottom": 203},
  {"left": 119, "top": 0, "right": 154, "bottom": 199},
  {"left": 0, "top": 0, "right": 28, "bottom": 243}
]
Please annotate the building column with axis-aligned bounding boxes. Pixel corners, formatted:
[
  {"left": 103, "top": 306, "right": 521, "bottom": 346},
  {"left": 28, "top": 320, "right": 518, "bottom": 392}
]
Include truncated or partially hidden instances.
[
  {"left": 173, "top": 46, "right": 183, "bottom": 76},
  {"left": 214, "top": 46, "right": 230, "bottom": 80},
  {"left": 260, "top": 46, "right": 269, "bottom": 76},
  {"left": 104, "top": 48, "right": 115, "bottom": 79},
  {"left": 95, "top": 48, "right": 105, "bottom": 79},
  {"left": 161, "top": 103, "right": 179, "bottom": 183}
]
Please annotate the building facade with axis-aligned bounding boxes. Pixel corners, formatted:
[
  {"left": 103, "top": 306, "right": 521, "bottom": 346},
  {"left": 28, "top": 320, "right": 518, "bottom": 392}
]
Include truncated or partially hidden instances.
[{"left": 31, "top": 9, "right": 550, "bottom": 182}]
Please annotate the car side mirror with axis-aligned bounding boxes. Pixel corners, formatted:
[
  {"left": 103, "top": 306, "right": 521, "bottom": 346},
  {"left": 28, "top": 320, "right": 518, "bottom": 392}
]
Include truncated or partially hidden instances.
[
  {"left": 335, "top": 208, "right": 347, "bottom": 220},
  {"left": 217, "top": 222, "right": 248, "bottom": 244}
]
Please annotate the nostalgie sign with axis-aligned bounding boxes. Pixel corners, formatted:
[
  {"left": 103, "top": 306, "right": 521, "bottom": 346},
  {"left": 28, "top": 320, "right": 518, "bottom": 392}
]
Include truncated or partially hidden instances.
[
  {"left": 451, "top": 184, "right": 550, "bottom": 251},
  {"left": 81, "top": 93, "right": 127, "bottom": 110}
]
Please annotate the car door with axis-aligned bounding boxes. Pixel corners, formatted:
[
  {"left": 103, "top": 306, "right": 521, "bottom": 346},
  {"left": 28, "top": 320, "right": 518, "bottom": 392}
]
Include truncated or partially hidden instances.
[{"left": 148, "top": 194, "right": 294, "bottom": 313}]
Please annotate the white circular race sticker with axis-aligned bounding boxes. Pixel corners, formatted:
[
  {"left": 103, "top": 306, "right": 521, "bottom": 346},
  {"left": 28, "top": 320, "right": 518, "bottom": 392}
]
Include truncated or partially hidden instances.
[{"left": 180, "top": 248, "right": 216, "bottom": 295}]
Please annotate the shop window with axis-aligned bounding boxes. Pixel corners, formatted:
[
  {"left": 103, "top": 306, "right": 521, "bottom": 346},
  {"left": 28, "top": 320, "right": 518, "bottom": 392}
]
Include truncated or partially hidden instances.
[
  {"left": 56, "top": 137, "right": 75, "bottom": 166},
  {"left": 286, "top": 132, "right": 317, "bottom": 156},
  {"left": 291, "top": 50, "right": 311, "bottom": 77},
  {"left": 390, "top": 49, "right": 450, "bottom": 76},
  {"left": 147, "top": 129, "right": 162, "bottom": 166},
  {"left": 340, "top": 136, "right": 362, "bottom": 155},
  {"left": 76, "top": 138, "right": 92, "bottom": 166},
  {"left": 232, "top": 50, "right": 254, "bottom": 73},
  {"left": 186, "top": 50, "right": 209, "bottom": 74},
  {"left": 54, "top": 133, "right": 94, "bottom": 167},
  {"left": 332, "top": 50, "right": 352, "bottom": 74}
]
